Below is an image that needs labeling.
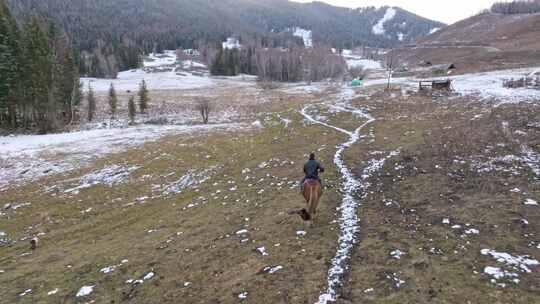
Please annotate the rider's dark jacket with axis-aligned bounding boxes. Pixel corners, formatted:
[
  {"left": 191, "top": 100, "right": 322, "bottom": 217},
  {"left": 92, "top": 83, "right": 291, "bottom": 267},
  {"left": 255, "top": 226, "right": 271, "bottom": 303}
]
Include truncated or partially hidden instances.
[{"left": 304, "top": 159, "right": 325, "bottom": 180}]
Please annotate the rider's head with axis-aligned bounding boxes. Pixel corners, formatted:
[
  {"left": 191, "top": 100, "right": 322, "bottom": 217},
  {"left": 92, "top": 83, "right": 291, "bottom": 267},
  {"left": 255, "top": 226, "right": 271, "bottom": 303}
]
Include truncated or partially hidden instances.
[{"left": 309, "top": 153, "right": 316, "bottom": 160}]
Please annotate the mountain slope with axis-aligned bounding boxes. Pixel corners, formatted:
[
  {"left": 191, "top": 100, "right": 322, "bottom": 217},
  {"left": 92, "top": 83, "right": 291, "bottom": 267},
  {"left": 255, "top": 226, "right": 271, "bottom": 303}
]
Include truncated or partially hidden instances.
[
  {"left": 6, "top": 0, "right": 443, "bottom": 77},
  {"left": 418, "top": 11, "right": 540, "bottom": 51},
  {"left": 395, "top": 11, "right": 540, "bottom": 74}
]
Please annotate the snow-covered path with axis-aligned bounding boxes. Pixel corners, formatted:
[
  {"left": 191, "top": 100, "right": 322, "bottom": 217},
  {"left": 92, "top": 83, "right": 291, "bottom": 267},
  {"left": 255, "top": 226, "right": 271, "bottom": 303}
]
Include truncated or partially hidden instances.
[{"left": 300, "top": 88, "right": 385, "bottom": 303}]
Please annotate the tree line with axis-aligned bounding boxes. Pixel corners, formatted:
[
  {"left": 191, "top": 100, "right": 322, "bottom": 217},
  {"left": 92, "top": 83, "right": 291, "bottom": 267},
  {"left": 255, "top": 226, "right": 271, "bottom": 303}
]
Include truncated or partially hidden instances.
[
  {"left": 0, "top": 1, "right": 81, "bottom": 134},
  {"left": 491, "top": 0, "right": 540, "bottom": 14},
  {"left": 6, "top": 0, "right": 443, "bottom": 78},
  {"left": 208, "top": 43, "right": 347, "bottom": 83},
  {"left": 86, "top": 80, "right": 150, "bottom": 126}
]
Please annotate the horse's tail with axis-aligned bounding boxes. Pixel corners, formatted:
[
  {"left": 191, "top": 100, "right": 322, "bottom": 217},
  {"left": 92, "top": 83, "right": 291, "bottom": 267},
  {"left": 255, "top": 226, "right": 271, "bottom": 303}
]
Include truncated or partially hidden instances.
[
  {"left": 308, "top": 184, "right": 318, "bottom": 216},
  {"left": 309, "top": 186, "right": 314, "bottom": 210}
]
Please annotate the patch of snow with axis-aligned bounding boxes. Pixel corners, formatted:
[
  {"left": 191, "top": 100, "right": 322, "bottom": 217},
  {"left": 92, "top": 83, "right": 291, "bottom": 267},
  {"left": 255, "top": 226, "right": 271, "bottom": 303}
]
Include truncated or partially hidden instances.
[
  {"left": 64, "top": 165, "right": 140, "bottom": 193},
  {"left": 0, "top": 123, "right": 248, "bottom": 189},
  {"left": 390, "top": 249, "right": 406, "bottom": 259},
  {"left": 524, "top": 199, "right": 538, "bottom": 206},
  {"left": 142, "top": 272, "right": 155, "bottom": 280},
  {"left": 83, "top": 69, "right": 212, "bottom": 93},
  {"left": 76, "top": 285, "right": 95, "bottom": 297},
  {"left": 47, "top": 288, "right": 59, "bottom": 295},
  {"left": 346, "top": 58, "right": 382, "bottom": 70},
  {"left": 484, "top": 266, "right": 519, "bottom": 281},
  {"left": 238, "top": 292, "right": 248, "bottom": 299},
  {"left": 429, "top": 27, "right": 441, "bottom": 34},
  {"left": 262, "top": 265, "right": 283, "bottom": 274},
  {"left": 372, "top": 7, "right": 397, "bottom": 35},
  {"left": 451, "top": 68, "right": 540, "bottom": 105},
  {"left": 161, "top": 166, "right": 220, "bottom": 195},
  {"left": 256, "top": 246, "right": 269, "bottom": 256},
  {"left": 521, "top": 145, "right": 540, "bottom": 178},
  {"left": 251, "top": 120, "right": 263, "bottom": 128},
  {"left": 19, "top": 289, "right": 32, "bottom": 297},
  {"left": 465, "top": 228, "right": 480, "bottom": 235},
  {"left": 481, "top": 249, "right": 539, "bottom": 273},
  {"left": 386, "top": 273, "right": 406, "bottom": 288},
  {"left": 363, "top": 67, "right": 540, "bottom": 105},
  {"left": 100, "top": 266, "right": 116, "bottom": 274},
  {"left": 144, "top": 50, "right": 177, "bottom": 68},
  {"left": 181, "top": 60, "right": 207, "bottom": 69},
  {"left": 292, "top": 27, "right": 313, "bottom": 48},
  {"left": 223, "top": 37, "right": 242, "bottom": 50},
  {"left": 236, "top": 229, "right": 249, "bottom": 235}
]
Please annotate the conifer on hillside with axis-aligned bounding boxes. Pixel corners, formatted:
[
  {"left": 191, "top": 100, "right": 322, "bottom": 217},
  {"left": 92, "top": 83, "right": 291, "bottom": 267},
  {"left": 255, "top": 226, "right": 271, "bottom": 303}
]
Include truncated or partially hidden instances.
[
  {"left": 0, "top": 1, "right": 80, "bottom": 133},
  {"left": 0, "top": 0, "right": 20, "bottom": 128},
  {"left": 108, "top": 83, "right": 118, "bottom": 119},
  {"left": 128, "top": 95, "right": 136, "bottom": 125},
  {"left": 138, "top": 79, "right": 149, "bottom": 114},
  {"left": 87, "top": 84, "right": 96, "bottom": 122}
]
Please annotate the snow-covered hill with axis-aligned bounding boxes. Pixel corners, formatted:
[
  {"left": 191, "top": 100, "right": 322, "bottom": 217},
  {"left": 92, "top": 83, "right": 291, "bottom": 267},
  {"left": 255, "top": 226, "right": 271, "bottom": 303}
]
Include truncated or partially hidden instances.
[{"left": 82, "top": 51, "right": 213, "bottom": 92}]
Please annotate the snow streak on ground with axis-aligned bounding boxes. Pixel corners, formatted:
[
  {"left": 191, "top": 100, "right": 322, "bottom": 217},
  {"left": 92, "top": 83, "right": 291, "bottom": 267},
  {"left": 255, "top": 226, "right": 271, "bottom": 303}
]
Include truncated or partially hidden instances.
[
  {"left": 0, "top": 123, "right": 248, "bottom": 190},
  {"left": 161, "top": 166, "right": 221, "bottom": 196},
  {"left": 301, "top": 88, "right": 393, "bottom": 303},
  {"left": 372, "top": 7, "right": 397, "bottom": 35},
  {"left": 63, "top": 165, "right": 140, "bottom": 194},
  {"left": 292, "top": 27, "right": 313, "bottom": 48}
]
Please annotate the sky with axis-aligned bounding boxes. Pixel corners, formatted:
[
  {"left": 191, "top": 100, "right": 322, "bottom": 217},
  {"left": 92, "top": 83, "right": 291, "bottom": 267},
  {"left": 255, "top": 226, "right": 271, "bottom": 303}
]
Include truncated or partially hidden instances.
[{"left": 291, "top": 0, "right": 502, "bottom": 24}]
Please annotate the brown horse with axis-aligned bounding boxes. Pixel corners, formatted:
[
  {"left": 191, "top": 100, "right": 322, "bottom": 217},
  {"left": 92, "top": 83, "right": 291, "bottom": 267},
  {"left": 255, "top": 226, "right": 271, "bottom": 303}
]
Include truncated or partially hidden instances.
[{"left": 302, "top": 179, "right": 322, "bottom": 225}]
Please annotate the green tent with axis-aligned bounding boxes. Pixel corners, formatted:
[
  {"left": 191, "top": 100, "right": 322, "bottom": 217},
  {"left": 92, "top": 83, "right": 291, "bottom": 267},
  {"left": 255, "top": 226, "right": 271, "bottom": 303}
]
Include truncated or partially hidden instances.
[{"left": 351, "top": 78, "right": 361, "bottom": 86}]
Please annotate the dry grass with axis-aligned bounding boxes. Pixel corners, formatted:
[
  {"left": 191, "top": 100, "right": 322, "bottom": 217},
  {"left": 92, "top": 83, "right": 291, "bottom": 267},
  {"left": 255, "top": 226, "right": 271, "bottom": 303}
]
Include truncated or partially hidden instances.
[
  {"left": 1, "top": 85, "right": 539, "bottom": 303},
  {"left": 340, "top": 93, "right": 540, "bottom": 303}
]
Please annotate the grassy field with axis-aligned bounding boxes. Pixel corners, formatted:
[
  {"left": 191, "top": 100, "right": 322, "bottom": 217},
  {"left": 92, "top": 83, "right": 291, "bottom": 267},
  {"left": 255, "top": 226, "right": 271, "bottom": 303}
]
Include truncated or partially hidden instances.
[{"left": 1, "top": 85, "right": 539, "bottom": 303}]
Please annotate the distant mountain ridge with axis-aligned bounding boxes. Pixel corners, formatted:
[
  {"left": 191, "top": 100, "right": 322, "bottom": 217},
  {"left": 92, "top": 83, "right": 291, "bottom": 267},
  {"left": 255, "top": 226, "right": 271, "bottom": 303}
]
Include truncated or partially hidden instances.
[{"left": 6, "top": 0, "right": 444, "bottom": 77}]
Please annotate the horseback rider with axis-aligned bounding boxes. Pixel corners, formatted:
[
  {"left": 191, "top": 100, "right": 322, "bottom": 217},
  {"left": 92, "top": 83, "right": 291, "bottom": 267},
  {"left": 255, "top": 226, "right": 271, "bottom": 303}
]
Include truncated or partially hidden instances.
[{"left": 301, "top": 153, "right": 325, "bottom": 192}]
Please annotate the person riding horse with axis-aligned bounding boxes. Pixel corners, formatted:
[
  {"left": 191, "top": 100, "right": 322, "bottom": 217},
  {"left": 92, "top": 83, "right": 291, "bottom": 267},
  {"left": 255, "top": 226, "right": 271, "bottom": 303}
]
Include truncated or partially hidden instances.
[{"left": 301, "top": 153, "right": 324, "bottom": 192}]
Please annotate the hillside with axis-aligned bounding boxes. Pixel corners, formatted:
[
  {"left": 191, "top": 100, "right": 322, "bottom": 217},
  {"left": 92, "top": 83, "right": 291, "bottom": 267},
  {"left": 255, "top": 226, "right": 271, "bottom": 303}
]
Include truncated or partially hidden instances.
[
  {"left": 6, "top": 0, "right": 443, "bottom": 77},
  {"left": 395, "top": 11, "right": 540, "bottom": 74}
]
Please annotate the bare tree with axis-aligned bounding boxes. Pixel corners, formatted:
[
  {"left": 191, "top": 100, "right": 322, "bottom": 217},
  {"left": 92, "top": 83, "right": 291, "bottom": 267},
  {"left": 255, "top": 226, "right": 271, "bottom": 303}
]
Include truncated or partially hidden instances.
[
  {"left": 195, "top": 98, "right": 211, "bottom": 124},
  {"left": 385, "top": 49, "right": 397, "bottom": 90},
  {"left": 349, "top": 66, "right": 367, "bottom": 80},
  {"left": 304, "top": 48, "right": 347, "bottom": 83}
]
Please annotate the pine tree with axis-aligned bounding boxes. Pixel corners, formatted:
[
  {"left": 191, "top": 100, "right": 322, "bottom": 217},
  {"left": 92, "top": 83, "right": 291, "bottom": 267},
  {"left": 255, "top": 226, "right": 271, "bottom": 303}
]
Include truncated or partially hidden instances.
[
  {"left": 137, "top": 79, "right": 149, "bottom": 114},
  {"left": 0, "top": 0, "right": 20, "bottom": 129},
  {"left": 87, "top": 84, "right": 96, "bottom": 122},
  {"left": 70, "top": 80, "right": 83, "bottom": 123},
  {"left": 108, "top": 83, "right": 118, "bottom": 119},
  {"left": 22, "top": 17, "right": 56, "bottom": 133},
  {"left": 0, "top": 2, "right": 79, "bottom": 133},
  {"left": 128, "top": 95, "right": 136, "bottom": 125}
]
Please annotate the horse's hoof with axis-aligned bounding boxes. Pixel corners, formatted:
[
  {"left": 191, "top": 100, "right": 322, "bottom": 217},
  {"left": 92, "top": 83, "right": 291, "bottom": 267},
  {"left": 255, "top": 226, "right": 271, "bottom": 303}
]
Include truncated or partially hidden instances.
[{"left": 300, "top": 209, "right": 311, "bottom": 221}]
